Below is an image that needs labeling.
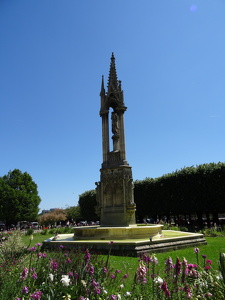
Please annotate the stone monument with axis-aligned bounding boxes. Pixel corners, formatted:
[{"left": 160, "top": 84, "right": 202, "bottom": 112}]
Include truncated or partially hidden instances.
[
  {"left": 95, "top": 53, "right": 136, "bottom": 226},
  {"left": 42, "top": 53, "right": 207, "bottom": 255}
]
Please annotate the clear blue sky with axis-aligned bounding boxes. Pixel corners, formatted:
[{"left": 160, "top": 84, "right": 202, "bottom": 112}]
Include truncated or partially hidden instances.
[{"left": 1, "top": 0, "right": 225, "bottom": 212}]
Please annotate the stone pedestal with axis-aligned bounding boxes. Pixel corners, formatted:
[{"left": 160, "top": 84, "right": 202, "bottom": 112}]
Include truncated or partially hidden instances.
[{"left": 96, "top": 165, "right": 136, "bottom": 226}]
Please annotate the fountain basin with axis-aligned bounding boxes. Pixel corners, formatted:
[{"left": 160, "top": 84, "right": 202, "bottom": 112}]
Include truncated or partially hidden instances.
[
  {"left": 42, "top": 230, "right": 207, "bottom": 256},
  {"left": 74, "top": 224, "right": 163, "bottom": 240}
]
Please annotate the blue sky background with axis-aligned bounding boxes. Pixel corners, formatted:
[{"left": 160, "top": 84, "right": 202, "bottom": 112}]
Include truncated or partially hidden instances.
[{"left": 1, "top": 0, "right": 225, "bottom": 212}]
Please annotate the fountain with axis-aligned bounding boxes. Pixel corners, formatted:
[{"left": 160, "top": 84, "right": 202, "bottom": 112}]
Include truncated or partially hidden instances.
[{"left": 42, "top": 54, "right": 206, "bottom": 255}]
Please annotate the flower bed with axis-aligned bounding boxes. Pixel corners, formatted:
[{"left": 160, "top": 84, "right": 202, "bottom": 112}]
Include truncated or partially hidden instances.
[{"left": 0, "top": 231, "right": 225, "bottom": 299}]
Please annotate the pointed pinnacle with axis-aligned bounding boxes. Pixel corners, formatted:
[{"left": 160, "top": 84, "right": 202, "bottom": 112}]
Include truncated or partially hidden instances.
[{"left": 108, "top": 52, "right": 118, "bottom": 91}]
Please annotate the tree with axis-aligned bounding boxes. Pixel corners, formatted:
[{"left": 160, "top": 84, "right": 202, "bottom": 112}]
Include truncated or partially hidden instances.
[
  {"left": 65, "top": 205, "right": 81, "bottom": 222},
  {"left": 38, "top": 209, "right": 67, "bottom": 226},
  {"left": 78, "top": 190, "right": 98, "bottom": 220},
  {"left": 0, "top": 169, "right": 41, "bottom": 225}
]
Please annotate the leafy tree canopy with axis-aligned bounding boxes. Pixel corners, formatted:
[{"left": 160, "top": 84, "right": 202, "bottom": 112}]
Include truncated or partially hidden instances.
[{"left": 0, "top": 169, "right": 41, "bottom": 225}]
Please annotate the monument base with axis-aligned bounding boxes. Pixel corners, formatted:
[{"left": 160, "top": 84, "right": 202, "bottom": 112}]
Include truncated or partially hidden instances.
[{"left": 42, "top": 230, "right": 207, "bottom": 256}]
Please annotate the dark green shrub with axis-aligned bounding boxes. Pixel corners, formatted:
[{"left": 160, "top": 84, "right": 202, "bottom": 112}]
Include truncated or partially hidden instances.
[{"left": 26, "top": 228, "right": 34, "bottom": 236}]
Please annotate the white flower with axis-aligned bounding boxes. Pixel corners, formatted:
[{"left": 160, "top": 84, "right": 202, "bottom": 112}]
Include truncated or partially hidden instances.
[
  {"left": 153, "top": 276, "right": 163, "bottom": 285},
  {"left": 119, "top": 284, "right": 124, "bottom": 289},
  {"left": 125, "top": 292, "right": 132, "bottom": 297},
  {"left": 62, "top": 295, "right": 71, "bottom": 300},
  {"left": 103, "top": 289, "right": 108, "bottom": 294},
  {"left": 117, "top": 294, "right": 121, "bottom": 300},
  {"left": 61, "top": 275, "right": 70, "bottom": 286},
  {"left": 49, "top": 273, "right": 54, "bottom": 281},
  {"left": 216, "top": 274, "right": 223, "bottom": 280}
]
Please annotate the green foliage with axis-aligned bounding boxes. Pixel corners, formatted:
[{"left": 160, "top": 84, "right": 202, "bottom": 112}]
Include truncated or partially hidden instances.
[
  {"left": 26, "top": 228, "right": 34, "bottom": 236},
  {"left": 40, "top": 228, "right": 49, "bottom": 235},
  {"left": 0, "top": 169, "right": 41, "bottom": 224},
  {"left": 78, "top": 189, "right": 98, "bottom": 220},
  {"left": 65, "top": 205, "right": 81, "bottom": 221},
  {"left": 134, "top": 162, "right": 225, "bottom": 224}
]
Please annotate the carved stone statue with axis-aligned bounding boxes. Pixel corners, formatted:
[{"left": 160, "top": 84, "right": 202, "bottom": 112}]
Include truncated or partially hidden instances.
[{"left": 112, "top": 112, "right": 119, "bottom": 135}]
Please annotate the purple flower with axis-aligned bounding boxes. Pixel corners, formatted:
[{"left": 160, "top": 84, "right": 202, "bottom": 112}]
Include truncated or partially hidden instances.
[
  {"left": 37, "top": 252, "right": 46, "bottom": 258},
  {"left": 35, "top": 243, "right": 42, "bottom": 247},
  {"left": 116, "top": 269, "right": 121, "bottom": 273},
  {"left": 59, "top": 245, "right": 64, "bottom": 249},
  {"left": 20, "top": 268, "right": 29, "bottom": 280},
  {"left": 30, "top": 291, "right": 42, "bottom": 299},
  {"left": 175, "top": 258, "right": 182, "bottom": 275},
  {"left": 86, "top": 264, "right": 94, "bottom": 275},
  {"left": 111, "top": 274, "right": 116, "bottom": 279},
  {"left": 66, "top": 258, "right": 72, "bottom": 263},
  {"left": 202, "top": 255, "right": 207, "bottom": 259},
  {"left": 183, "top": 285, "right": 192, "bottom": 298},
  {"left": 161, "top": 281, "right": 170, "bottom": 297},
  {"left": 123, "top": 274, "right": 128, "bottom": 279},
  {"left": 91, "top": 280, "right": 99, "bottom": 287},
  {"left": 32, "top": 272, "right": 38, "bottom": 279},
  {"left": 84, "top": 249, "right": 91, "bottom": 264},
  {"left": 109, "top": 295, "right": 116, "bottom": 300},
  {"left": 68, "top": 271, "right": 74, "bottom": 277},
  {"left": 194, "top": 247, "right": 200, "bottom": 253},
  {"left": 94, "top": 288, "right": 101, "bottom": 295},
  {"left": 22, "top": 286, "right": 29, "bottom": 294},
  {"left": 50, "top": 259, "right": 59, "bottom": 271},
  {"left": 109, "top": 241, "right": 114, "bottom": 244},
  {"left": 103, "top": 267, "right": 108, "bottom": 273},
  {"left": 165, "top": 257, "right": 174, "bottom": 273},
  {"left": 28, "top": 247, "right": 37, "bottom": 252}
]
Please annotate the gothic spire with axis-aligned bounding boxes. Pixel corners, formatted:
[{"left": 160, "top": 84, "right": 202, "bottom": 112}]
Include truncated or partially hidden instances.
[
  {"left": 100, "top": 75, "right": 105, "bottom": 96},
  {"left": 108, "top": 52, "right": 119, "bottom": 92}
]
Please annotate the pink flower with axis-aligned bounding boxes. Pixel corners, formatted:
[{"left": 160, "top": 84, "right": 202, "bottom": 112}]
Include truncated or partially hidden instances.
[
  {"left": 136, "top": 263, "right": 148, "bottom": 284},
  {"left": 30, "top": 291, "right": 42, "bottom": 299}
]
